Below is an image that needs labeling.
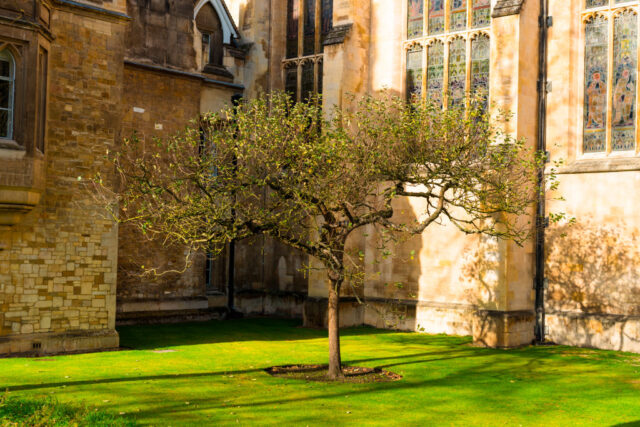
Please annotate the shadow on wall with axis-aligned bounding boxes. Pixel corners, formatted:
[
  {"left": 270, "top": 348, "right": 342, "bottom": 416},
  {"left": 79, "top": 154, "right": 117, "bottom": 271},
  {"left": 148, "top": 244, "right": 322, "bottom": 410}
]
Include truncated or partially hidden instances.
[
  {"left": 545, "top": 220, "right": 640, "bottom": 351},
  {"left": 460, "top": 235, "right": 504, "bottom": 346}
]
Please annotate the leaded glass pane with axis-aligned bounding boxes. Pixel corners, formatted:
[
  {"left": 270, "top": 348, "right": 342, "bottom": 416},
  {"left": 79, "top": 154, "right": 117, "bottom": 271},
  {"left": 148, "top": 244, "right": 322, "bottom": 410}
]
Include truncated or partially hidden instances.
[
  {"left": 287, "top": 0, "right": 300, "bottom": 58},
  {"left": 612, "top": 11, "right": 637, "bottom": 151},
  {"left": 471, "top": 35, "right": 490, "bottom": 95},
  {"left": 472, "top": 0, "right": 491, "bottom": 29},
  {"left": 0, "top": 110, "right": 7, "bottom": 138},
  {"left": 427, "top": 41, "right": 444, "bottom": 107},
  {"left": 584, "top": 15, "right": 608, "bottom": 153},
  {"left": 406, "top": 47, "right": 424, "bottom": 100},
  {"left": 587, "top": 0, "right": 607, "bottom": 7},
  {"left": 321, "top": 0, "right": 333, "bottom": 43},
  {"left": 301, "top": 61, "right": 315, "bottom": 101},
  {"left": 448, "top": 38, "right": 466, "bottom": 107},
  {"left": 285, "top": 67, "right": 298, "bottom": 100},
  {"left": 428, "top": 0, "right": 444, "bottom": 35},
  {"left": 408, "top": 0, "right": 424, "bottom": 39},
  {"left": 0, "top": 81, "right": 9, "bottom": 109},
  {"left": 303, "top": 0, "right": 316, "bottom": 56},
  {"left": 0, "top": 60, "right": 9, "bottom": 78},
  {"left": 450, "top": 0, "right": 467, "bottom": 32}
]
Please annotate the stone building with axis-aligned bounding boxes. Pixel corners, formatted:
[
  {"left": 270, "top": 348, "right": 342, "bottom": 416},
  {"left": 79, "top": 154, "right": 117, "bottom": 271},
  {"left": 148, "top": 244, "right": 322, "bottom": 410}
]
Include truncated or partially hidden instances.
[{"left": 2, "top": 0, "right": 640, "bottom": 355}]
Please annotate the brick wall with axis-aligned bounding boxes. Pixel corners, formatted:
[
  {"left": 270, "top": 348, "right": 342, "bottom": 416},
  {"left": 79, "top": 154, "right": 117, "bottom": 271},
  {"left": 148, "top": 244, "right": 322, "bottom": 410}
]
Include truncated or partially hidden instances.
[{"left": 117, "top": 65, "right": 207, "bottom": 306}]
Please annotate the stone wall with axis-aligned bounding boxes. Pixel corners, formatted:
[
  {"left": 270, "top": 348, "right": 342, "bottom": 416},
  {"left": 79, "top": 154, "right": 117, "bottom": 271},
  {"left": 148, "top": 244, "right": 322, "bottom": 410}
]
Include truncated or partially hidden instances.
[
  {"left": 117, "top": 64, "right": 207, "bottom": 317},
  {"left": 0, "top": 2, "right": 126, "bottom": 355}
]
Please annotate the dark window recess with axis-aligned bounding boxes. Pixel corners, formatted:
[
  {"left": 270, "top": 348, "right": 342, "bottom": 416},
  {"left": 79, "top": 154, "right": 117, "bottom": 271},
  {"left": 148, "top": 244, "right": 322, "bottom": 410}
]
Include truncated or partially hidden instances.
[
  {"left": 287, "top": 0, "right": 300, "bottom": 59},
  {"left": 285, "top": 67, "right": 298, "bottom": 100},
  {"left": 303, "top": 0, "right": 316, "bottom": 56},
  {"left": 0, "top": 50, "right": 14, "bottom": 140},
  {"left": 196, "top": 3, "right": 224, "bottom": 68},
  {"left": 37, "top": 48, "right": 48, "bottom": 153}
]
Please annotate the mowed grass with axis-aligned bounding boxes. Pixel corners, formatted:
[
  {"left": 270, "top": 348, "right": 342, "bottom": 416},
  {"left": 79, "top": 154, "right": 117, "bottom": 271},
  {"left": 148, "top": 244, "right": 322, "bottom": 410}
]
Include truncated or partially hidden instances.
[{"left": 1, "top": 318, "right": 640, "bottom": 426}]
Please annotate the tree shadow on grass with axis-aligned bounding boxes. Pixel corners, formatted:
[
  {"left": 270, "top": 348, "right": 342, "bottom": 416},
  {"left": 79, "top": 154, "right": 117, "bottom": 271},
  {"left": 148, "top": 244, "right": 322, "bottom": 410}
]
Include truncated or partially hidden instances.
[
  {"left": 117, "top": 318, "right": 395, "bottom": 350},
  {"left": 122, "top": 351, "right": 610, "bottom": 423}
]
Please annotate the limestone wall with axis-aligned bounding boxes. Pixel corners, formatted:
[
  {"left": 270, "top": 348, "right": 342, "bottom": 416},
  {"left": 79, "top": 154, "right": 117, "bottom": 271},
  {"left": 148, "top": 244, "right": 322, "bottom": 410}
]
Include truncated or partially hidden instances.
[
  {"left": 543, "top": 0, "right": 640, "bottom": 352},
  {"left": 0, "top": 3, "right": 126, "bottom": 355}
]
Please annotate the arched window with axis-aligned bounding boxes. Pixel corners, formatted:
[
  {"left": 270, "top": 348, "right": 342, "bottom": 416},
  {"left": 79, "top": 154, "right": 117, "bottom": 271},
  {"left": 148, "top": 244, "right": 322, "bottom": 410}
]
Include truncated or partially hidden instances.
[
  {"left": 405, "top": 0, "right": 491, "bottom": 105},
  {"left": 196, "top": 2, "right": 224, "bottom": 67},
  {"left": 283, "top": 0, "right": 332, "bottom": 102},
  {"left": 582, "top": 2, "right": 638, "bottom": 154},
  {"left": 0, "top": 49, "right": 15, "bottom": 140}
]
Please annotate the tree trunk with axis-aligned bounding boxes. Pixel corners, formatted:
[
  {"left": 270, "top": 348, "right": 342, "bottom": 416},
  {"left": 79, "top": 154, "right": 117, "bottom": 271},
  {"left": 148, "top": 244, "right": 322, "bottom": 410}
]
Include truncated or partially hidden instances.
[{"left": 327, "top": 282, "right": 343, "bottom": 379}]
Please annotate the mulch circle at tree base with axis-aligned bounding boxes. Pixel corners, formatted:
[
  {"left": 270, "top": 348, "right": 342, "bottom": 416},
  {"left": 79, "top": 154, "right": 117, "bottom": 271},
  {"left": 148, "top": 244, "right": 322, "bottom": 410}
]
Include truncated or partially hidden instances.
[{"left": 265, "top": 365, "right": 402, "bottom": 383}]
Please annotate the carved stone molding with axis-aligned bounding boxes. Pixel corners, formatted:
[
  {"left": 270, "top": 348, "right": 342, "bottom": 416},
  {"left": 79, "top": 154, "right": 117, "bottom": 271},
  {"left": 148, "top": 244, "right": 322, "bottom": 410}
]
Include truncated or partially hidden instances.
[
  {"left": 492, "top": 0, "right": 526, "bottom": 18},
  {"left": 323, "top": 23, "right": 353, "bottom": 46}
]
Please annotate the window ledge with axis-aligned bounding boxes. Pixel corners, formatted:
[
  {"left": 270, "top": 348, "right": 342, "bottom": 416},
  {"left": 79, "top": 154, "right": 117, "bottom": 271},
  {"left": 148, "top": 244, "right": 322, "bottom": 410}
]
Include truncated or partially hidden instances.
[
  {"left": 0, "top": 140, "right": 25, "bottom": 152},
  {"left": 203, "top": 64, "right": 234, "bottom": 80},
  {"left": 554, "top": 156, "right": 640, "bottom": 175}
]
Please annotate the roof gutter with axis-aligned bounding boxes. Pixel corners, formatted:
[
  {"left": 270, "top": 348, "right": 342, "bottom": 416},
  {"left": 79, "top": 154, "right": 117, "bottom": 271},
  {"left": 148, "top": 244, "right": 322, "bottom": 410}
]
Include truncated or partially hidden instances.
[{"left": 534, "top": 0, "right": 550, "bottom": 344}]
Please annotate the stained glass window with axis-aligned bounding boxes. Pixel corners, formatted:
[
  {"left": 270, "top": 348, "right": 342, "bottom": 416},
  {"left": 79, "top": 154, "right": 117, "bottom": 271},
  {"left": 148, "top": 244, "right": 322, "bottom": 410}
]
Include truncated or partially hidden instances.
[
  {"left": 612, "top": 11, "right": 637, "bottom": 151},
  {"left": 448, "top": 38, "right": 467, "bottom": 106},
  {"left": 472, "top": 0, "right": 491, "bottom": 28},
  {"left": 584, "top": 15, "right": 608, "bottom": 153},
  {"left": 427, "top": 41, "right": 444, "bottom": 107},
  {"left": 303, "top": 0, "right": 316, "bottom": 56},
  {"left": 587, "top": 0, "right": 608, "bottom": 7},
  {"left": 471, "top": 35, "right": 490, "bottom": 95},
  {"left": 428, "top": 0, "right": 444, "bottom": 35},
  {"left": 408, "top": 0, "right": 424, "bottom": 39},
  {"left": 450, "top": 0, "right": 467, "bottom": 32},
  {"left": 406, "top": 47, "right": 424, "bottom": 100},
  {"left": 0, "top": 50, "right": 14, "bottom": 140},
  {"left": 287, "top": 0, "right": 300, "bottom": 58}
]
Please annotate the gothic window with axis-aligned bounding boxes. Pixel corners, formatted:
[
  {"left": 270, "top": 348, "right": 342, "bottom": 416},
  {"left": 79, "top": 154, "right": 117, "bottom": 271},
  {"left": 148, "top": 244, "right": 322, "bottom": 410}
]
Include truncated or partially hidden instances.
[
  {"left": 0, "top": 49, "right": 15, "bottom": 140},
  {"left": 582, "top": 2, "right": 639, "bottom": 154},
  {"left": 283, "top": 0, "right": 331, "bottom": 101},
  {"left": 406, "top": 47, "right": 424, "bottom": 99},
  {"left": 450, "top": 0, "right": 467, "bottom": 32},
  {"left": 405, "top": 0, "right": 490, "bottom": 105},
  {"left": 427, "top": 41, "right": 445, "bottom": 107},
  {"left": 196, "top": 3, "right": 224, "bottom": 68},
  {"left": 428, "top": 0, "right": 445, "bottom": 35},
  {"left": 471, "top": 34, "right": 490, "bottom": 94},
  {"left": 472, "top": 0, "right": 491, "bottom": 29},
  {"left": 408, "top": 0, "right": 424, "bottom": 39}
]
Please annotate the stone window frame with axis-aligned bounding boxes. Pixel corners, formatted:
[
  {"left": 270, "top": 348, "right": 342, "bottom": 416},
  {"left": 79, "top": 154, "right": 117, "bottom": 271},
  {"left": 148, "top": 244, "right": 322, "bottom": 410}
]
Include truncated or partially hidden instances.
[
  {"left": 193, "top": 0, "right": 240, "bottom": 78},
  {"left": 0, "top": 49, "right": 16, "bottom": 141},
  {"left": 580, "top": 2, "right": 640, "bottom": 158},
  {"left": 403, "top": 0, "right": 491, "bottom": 106},
  {"left": 282, "top": 0, "right": 331, "bottom": 102}
]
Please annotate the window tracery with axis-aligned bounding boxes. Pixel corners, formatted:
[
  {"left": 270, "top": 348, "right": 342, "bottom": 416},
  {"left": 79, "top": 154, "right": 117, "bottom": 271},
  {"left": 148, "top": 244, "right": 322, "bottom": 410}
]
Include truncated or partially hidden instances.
[
  {"left": 582, "top": 2, "right": 639, "bottom": 154},
  {"left": 283, "top": 0, "right": 332, "bottom": 102},
  {"left": 405, "top": 0, "right": 490, "bottom": 106}
]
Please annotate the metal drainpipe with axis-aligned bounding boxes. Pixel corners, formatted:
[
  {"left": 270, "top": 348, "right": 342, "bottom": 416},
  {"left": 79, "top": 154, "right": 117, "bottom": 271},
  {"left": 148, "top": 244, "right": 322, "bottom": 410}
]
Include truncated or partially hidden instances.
[
  {"left": 228, "top": 93, "right": 244, "bottom": 315},
  {"left": 534, "top": 0, "right": 550, "bottom": 344}
]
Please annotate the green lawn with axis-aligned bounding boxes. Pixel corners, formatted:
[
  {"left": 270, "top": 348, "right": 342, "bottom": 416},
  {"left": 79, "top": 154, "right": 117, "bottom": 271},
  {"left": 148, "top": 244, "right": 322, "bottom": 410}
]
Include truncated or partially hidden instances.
[{"left": 1, "top": 319, "right": 640, "bottom": 426}]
